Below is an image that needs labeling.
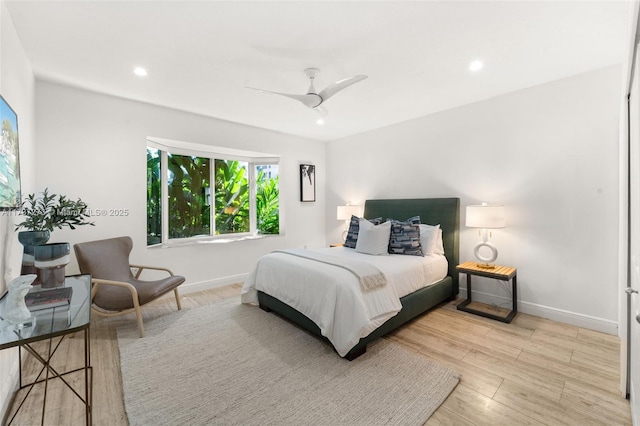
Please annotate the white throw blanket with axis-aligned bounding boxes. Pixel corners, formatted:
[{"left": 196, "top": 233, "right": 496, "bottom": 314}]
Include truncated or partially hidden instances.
[{"left": 273, "top": 249, "right": 387, "bottom": 291}]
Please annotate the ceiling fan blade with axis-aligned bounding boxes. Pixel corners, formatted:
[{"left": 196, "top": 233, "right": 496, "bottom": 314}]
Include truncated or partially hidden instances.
[
  {"left": 246, "top": 87, "right": 321, "bottom": 108},
  {"left": 318, "top": 75, "right": 368, "bottom": 102}
]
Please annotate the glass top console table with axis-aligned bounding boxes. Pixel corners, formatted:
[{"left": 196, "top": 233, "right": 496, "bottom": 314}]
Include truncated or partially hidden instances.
[{"left": 0, "top": 274, "right": 92, "bottom": 425}]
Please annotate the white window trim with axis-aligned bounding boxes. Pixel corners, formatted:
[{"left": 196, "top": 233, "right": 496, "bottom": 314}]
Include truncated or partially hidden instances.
[
  {"left": 148, "top": 137, "right": 279, "bottom": 163},
  {"left": 147, "top": 137, "right": 281, "bottom": 248}
]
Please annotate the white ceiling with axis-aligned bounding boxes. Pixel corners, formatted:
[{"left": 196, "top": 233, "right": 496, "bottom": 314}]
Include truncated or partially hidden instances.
[{"left": 4, "top": 1, "right": 630, "bottom": 142}]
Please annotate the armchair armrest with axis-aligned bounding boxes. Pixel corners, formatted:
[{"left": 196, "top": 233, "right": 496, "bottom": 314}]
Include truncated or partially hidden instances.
[
  {"left": 91, "top": 277, "right": 139, "bottom": 301},
  {"left": 90, "top": 277, "right": 145, "bottom": 337},
  {"left": 129, "top": 264, "right": 177, "bottom": 279}
]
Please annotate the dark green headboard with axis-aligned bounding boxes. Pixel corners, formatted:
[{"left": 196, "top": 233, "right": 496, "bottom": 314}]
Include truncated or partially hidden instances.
[{"left": 363, "top": 198, "right": 460, "bottom": 295}]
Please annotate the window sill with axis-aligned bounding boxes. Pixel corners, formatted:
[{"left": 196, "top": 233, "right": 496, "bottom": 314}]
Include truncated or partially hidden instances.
[{"left": 147, "top": 234, "right": 280, "bottom": 249}]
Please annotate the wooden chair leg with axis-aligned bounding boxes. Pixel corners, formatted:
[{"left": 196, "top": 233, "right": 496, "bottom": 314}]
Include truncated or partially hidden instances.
[
  {"left": 133, "top": 299, "right": 145, "bottom": 338},
  {"left": 174, "top": 288, "right": 182, "bottom": 311}
]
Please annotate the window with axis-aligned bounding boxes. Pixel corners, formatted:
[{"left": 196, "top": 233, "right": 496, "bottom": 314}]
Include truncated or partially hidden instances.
[
  {"left": 147, "top": 148, "right": 162, "bottom": 245},
  {"left": 147, "top": 138, "right": 279, "bottom": 246},
  {"left": 168, "top": 153, "right": 211, "bottom": 239}
]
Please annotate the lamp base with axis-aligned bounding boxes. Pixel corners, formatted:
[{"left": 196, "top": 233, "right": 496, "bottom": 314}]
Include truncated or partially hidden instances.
[{"left": 473, "top": 240, "right": 498, "bottom": 267}]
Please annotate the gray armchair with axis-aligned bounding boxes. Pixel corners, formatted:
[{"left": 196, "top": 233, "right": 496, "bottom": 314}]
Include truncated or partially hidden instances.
[{"left": 73, "top": 236, "right": 185, "bottom": 337}]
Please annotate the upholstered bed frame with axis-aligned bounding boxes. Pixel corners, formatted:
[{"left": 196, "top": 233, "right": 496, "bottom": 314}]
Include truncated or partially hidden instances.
[{"left": 258, "top": 197, "right": 460, "bottom": 360}]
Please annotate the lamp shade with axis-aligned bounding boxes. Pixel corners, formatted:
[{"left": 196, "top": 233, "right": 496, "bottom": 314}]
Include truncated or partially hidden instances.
[
  {"left": 466, "top": 204, "right": 506, "bottom": 229},
  {"left": 337, "top": 205, "right": 360, "bottom": 221}
]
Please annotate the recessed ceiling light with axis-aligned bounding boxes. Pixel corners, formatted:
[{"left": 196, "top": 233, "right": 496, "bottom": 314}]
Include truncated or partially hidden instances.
[
  {"left": 469, "top": 60, "right": 484, "bottom": 72},
  {"left": 133, "top": 67, "right": 147, "bottom": 77},
  {"left": 316, "top": 118, "right": 325, "bottom": 126}
]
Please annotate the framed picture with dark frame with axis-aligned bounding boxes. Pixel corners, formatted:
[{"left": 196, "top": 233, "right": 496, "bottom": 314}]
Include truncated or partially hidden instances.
[
  {"left": 300, "top": 164, "right": 316, "bottom": 202},
  {"left": 0, "top": 95, "right": 21, "bottom": 210}
]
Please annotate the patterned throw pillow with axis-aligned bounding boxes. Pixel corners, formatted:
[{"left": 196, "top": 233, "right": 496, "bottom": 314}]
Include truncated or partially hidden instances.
[
  {"left": 388, "top": 215, "right": 423, "bottom": 256},
  {"left": 344, "top": 215, "right": 383, "bottom": 248}
]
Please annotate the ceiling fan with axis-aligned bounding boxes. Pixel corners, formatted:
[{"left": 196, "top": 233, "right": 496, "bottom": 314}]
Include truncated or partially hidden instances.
[{"left": 247, "top": 68, "right": 367, "bottom": 116}]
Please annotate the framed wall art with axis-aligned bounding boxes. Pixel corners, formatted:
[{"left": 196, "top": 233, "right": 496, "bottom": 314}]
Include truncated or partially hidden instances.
[
  {"left": 0, "top": 95, "right": 21, "bottom": 209},
  {"left": 300, "top": 164, "right": 316, "bottom": 202}
]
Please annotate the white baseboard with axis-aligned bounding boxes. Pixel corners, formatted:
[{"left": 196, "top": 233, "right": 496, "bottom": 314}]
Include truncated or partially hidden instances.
[
  {"left": 458, "top": 287, "right": 618, "bottom": 335},
  {"left": 179, "top": 273, "right": 249, "bottom": 295}
]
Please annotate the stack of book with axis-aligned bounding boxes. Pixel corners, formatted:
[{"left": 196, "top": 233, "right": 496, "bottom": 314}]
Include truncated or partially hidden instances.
[{"left": 25, "top": 287, "right": 72, "bottom": 312}]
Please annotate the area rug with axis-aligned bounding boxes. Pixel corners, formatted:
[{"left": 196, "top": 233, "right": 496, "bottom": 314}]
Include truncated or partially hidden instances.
[{"left": 117, "top": 297, "right": 459, "bottom": 426}]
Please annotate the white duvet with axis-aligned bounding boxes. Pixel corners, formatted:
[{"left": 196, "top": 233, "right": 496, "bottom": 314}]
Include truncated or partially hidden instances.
[{"left": 241, "top": 247, "right": 447, "bottom": 356}]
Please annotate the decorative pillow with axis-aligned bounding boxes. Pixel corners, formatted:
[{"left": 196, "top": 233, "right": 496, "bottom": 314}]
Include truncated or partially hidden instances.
[
  {"left": 388, "top": 216, "right": 423, "bottom": 256},
  {"left": 434, "top": 228, "right": 445, "bottom": 255},
  {"left": 344, "top": 215, "right": 383, "bottom": 248},
  {"left": 355, "top": 219, "right": 391, "bottom": 256},
  {"left": 418, "top": 224, "right": 441, "bottom": 255}
]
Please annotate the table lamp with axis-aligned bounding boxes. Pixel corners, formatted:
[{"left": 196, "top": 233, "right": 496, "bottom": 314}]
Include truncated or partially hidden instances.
[
  {"left": 466, "top": 203, "right": 506, "bottom": 269},
  {"left": 337, "top": 204, "right": 360, "bottom": 241}
]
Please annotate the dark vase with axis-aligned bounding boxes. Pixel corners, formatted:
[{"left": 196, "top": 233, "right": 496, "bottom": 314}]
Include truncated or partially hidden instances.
[
  {"left": 34, "top": 243, "right": 71, "bottom": 288},
  {"left": 17, "top": 230, "right": 51, "bottom": 277}
]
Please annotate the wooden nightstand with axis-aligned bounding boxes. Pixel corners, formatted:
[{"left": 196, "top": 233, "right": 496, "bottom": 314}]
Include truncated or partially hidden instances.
[
  {"left": 330, "top": 243, "right": 344, "bottom": 247},
  {"left": 456, "top": 261, "right": 518, "bottom": 323}
]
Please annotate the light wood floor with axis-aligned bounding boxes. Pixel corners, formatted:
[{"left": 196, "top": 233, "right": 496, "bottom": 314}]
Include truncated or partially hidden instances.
[{"left": 5, "top": 285, "right": 631, "bottom": 425}]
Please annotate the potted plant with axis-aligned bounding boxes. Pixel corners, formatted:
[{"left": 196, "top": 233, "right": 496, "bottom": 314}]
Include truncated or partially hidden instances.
[{"left": 15, "top": 188, "right": 94, "bottom": 286}]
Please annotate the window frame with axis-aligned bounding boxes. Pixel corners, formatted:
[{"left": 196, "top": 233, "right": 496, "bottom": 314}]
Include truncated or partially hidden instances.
[{"left": 147, "top": 137, "right": 280, "bottom": 247}]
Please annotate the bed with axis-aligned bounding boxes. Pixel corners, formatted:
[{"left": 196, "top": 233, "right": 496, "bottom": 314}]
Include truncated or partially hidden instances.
[{"left": 242, "top": 197, "right": 460, "bottom": 360}]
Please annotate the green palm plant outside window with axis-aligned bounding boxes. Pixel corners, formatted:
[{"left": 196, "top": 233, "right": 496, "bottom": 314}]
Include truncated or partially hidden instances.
[{"left": 215, "top": 159, "right": 248, "bottom": 234}]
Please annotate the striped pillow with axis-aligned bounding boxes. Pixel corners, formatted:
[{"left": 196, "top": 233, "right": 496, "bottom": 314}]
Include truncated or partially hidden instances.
[{"left": 388, "top": 215, "right": 423, "bottom": 256}]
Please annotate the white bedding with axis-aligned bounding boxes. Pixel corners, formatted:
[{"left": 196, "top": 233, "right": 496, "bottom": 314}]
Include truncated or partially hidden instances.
[
  {"left": 241, "top": 247, "right": 448, "bottom": 357},
  {"left": 321, "top": 247, "right": 448, "bottom": 298}
]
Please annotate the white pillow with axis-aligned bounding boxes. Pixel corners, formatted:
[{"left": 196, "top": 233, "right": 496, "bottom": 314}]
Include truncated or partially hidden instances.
[
  {"left": 355, "top": 218, "right": 391, "bottom": 256},
  {"left": 434, "top": 228, "right": 445, "bottom": 255},
  {"left": 418, "top": 224, "right": 441, "bottom": 255}
]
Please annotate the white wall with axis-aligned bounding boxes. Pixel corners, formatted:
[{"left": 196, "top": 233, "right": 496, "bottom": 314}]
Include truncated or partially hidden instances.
[
  {"left": 327, "top": 66, "right": 622, "bottom": 333},
  {"left": 0, "top": 0, "right": 36, "bottom": 417},
  {"left": 34, "top": 81, "right": 327, "bottom": 291}
]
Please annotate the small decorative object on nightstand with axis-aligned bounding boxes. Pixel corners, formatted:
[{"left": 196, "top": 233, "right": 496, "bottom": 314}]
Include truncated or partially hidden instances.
[
  {"left": 466, "top": 203, "right": 505, "bottom": 269},
  {"left": 456, "top": 261, "right": 518, "bottom": 323}
]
